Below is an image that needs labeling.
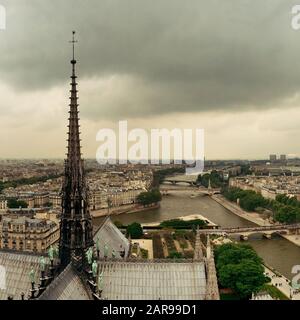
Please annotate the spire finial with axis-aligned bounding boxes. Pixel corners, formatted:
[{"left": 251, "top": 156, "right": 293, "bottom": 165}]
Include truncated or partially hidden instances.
[{"left": 69, "top": 30, "right": 78, "bottom": 62}]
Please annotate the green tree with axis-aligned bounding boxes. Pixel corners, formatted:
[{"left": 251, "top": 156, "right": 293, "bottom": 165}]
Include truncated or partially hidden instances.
[
  {"left": 276, "top": 194, "right": 300, "bottom": 208},
  {"left": 7, "top": 198, "right": 28, "bottom": 209},
  {"left": 239, "top": 193, "right": 266, "bottom": 211},
  {"left": 218, "top": 259, "right": 267, "bottom": 299},
  {"left": 223, "top": 188, "right": 266, "bottom": 212},
  {"left": 197, "top": 170, "right": 223, "bottom": 188},
  {"left": 168, "top": 251, "right": 183, "bottom": 259},
  {"left": 137, "top": 189, "right": 162, "bottom": 207},
  {"left": 269, "top": 196, "right": 300, "bottom": 223},
  {"left": 224, "top": 187, "right": 300, "bottom": 223},
  {"left": 215, "top": 243, "right": 268, "bottom": 299},
  {"left": 126, "top": 222, "right": 143, "bottom": 239},
  {"left": 215, "top": 243, "right": 262, "bottom": 267}
]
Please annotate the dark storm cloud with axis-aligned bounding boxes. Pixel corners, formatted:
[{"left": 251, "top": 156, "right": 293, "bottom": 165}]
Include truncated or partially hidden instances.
[{"left": 0, "top": 0, "right": 299, "bottom": 119}]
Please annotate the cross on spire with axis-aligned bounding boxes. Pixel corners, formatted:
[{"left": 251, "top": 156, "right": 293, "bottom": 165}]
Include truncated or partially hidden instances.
[{"left": 69, "top": 30, "right": 78, "bottom": 62}]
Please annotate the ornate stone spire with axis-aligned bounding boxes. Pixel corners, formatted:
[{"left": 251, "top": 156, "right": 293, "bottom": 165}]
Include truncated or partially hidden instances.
[
  {"left": 67, "top": 31, "right": 81, "bottom": 170},
  {"left": 59, "top": 31, "right": 94, "bottom": 268}
]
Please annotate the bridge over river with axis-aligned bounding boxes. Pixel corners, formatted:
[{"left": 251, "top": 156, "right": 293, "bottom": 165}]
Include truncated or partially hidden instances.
[
  {"left": 200, "top": 223, "right": 300, "bottom": 240},
  {"left": 163, "top": 178, "right": 197, "bottom": 186},
  {"left": 162, "top": 174, "right": 221, "bottom": 195}
]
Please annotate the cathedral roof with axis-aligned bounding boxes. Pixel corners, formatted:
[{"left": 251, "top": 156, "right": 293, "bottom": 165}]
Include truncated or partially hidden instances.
[
  {"left": 97, "top": 260, "right": 207, "bottom": 300},
  {"left": 93, "top": 217, "right": 130, "bottom": 259},
  {"left": 38, "top": 264, "right": 91, "bottom": 300},
  {"left": 0, "top": 218, "right": 215, "bottom": 300}
]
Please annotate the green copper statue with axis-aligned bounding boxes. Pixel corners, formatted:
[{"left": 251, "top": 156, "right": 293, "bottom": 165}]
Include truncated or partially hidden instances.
[
  {"left": 92, "top": 260, "right": 98, "bottom": 278},
  {"left": 96, "top": 237, "right": 100, "bottom": 251},
  {"left": 86, "top": 247, "right": 93, "bottom": 265},
  {"left": 29, "top": 269, "right": 35, "bottom": 283},
  {"left": 48, "top": 245, "right": 54, "bottom": 261},
  {"left": 54, "top": 246, "right": 59, "bottom": 259},
  {"left": 104, "top": 244, "right": 109, "bottom": 258},
  {"left": 98, "top": 271, "right": 104, "bottom": 291},
  {"left": 112, "top": 249, "right": 116, "bottom": 259},
  {"left": 39, "top": 256, "right": 46, "bottom": 272}
]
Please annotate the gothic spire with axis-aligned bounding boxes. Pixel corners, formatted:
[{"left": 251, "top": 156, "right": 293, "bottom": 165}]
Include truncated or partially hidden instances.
[
  {"left": 59, "top": 31, "right": 94, "bottom": 269},
  {"left": 67, "top": 31, "right": 81, "bottom": 169}
]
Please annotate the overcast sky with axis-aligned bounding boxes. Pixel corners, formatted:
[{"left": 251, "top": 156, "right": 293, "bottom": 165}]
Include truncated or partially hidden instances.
[{"left": 1, "top": 0, "right": 300, "bottom": 159}]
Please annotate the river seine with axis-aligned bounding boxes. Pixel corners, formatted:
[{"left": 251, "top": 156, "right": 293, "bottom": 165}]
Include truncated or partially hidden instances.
[{"left": 95, "top": 188, "right": 300, "bottom": 280}]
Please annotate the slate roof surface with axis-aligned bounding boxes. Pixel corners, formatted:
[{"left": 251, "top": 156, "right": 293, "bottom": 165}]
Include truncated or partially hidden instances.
[
  {"left": 38, "top": 264, "right": 90, "bottom": 300},
  {"left": 0, "top": 251, "right": 48, "bottom": 300},
  {"left": 98, "top": 260, "right": 207, "bottom": 300},
  {"left": 93, "top": 217, "right": 130, "bottom": 259}
]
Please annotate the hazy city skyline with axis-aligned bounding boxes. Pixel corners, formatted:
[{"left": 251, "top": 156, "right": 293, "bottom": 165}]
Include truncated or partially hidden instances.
[{"left": 1, "top": 0, "right": 300, "bottom": 159}]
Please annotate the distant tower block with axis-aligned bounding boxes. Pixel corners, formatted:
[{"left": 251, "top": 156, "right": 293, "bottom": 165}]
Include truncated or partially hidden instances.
[
  {"left": 269, "top": 154, "right": 277, "bottom": 162},
  {"left": 280, "top": 154, "right": 286, "bottom": 161}
]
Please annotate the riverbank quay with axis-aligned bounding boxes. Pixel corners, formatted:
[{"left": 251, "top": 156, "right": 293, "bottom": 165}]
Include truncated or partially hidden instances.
[
  {"left": 211, "top": 194, "right": 267, "bottom": 226},
  {"left": 211, "top": 194, "right": 300, "bottom": 248},
  {"left": 91, "top": 203, "right": 160, "bottom": 218},
  {"left": 263, "top": 264, "right": 300, "bottom": 300}
]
